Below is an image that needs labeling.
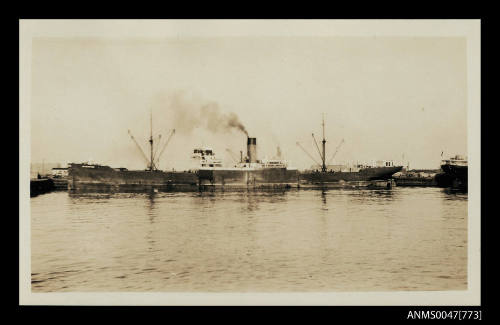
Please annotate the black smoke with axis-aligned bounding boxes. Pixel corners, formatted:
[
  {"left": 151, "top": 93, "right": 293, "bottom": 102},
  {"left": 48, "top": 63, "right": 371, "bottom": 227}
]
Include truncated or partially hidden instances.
[{"left": 154, "top": 90, "right": 248, "bottom": 136}]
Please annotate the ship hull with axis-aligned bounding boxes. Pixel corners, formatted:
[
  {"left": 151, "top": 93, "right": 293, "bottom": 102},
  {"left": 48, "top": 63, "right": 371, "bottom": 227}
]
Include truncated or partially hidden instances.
[
  {"left": 299, "top": 166, "right": 403, "bottom": 184},
  {"left": 68, "top": 164, "right": 403, "bottom": 191},
  {"left": 197, "top": 168, "right": 299, "bottom": 189},
  {"left": 438, "top": 164, "right": 468, "bottom": 189},
  {"left": 68, "top": 164, "right": 198, "bottom": 191}
]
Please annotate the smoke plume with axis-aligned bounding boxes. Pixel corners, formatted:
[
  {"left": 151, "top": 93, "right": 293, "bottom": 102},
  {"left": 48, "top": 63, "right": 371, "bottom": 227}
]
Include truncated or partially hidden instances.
[
  {"left": 154, "top": 90, "right": 248, "bottom": 136},
  {"left": 201, "top": 102, "right": 248, "bottom": 136}
]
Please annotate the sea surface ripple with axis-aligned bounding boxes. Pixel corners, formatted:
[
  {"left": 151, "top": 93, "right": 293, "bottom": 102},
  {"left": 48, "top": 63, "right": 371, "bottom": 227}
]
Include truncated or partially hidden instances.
[{"left": 30, "top": 187, "right": 467, "bottom": 292}]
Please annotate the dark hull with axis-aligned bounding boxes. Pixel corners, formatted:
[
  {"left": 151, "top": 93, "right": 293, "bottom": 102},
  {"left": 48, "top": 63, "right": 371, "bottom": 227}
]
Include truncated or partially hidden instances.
[
  {"left": 68, "top": 163, "right": 403, "bottom": 192},
  {"left": 299, "top": 166, "right": 403, "bottom": 184},
  {"left": 394, "top": 176, "right": 437, "bottom": 187},
  {"left": 438, "top": 164, "right": 468, "bottom": 189},
  {"left": 197, "top": 168, "right": 299, "bottom": 189},
  {"left": 68, "top": 164, "right": 198, "bottom": 191},
  {"left": 30, "top": 179, "right": 54, "bottom": 197}
]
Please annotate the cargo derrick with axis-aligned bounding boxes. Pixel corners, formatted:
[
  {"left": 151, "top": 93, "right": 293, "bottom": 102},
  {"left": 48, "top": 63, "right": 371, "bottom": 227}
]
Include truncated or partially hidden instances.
[{"left": 128, "top": 109, "right": 175, "bottom": 172}]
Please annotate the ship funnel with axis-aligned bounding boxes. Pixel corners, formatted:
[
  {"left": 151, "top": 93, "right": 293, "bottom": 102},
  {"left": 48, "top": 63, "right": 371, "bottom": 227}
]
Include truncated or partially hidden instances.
[{"left": 247, "top": 137, "right": 257, "bottom": 163}]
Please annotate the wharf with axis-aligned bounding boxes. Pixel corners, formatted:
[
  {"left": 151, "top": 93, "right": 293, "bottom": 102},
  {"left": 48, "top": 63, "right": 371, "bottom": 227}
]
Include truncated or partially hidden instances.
[
  {"left": 30, "top": 179, "right": 54, "bottom": 197},
  {"left": 30, "top": 177, "right": 68, "bottom": 197}
]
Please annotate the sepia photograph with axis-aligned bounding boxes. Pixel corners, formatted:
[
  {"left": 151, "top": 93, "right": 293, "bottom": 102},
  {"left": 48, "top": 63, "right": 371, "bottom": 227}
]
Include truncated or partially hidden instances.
[{"left": 19, "top": 19, "right": 480, "bottom": 306}]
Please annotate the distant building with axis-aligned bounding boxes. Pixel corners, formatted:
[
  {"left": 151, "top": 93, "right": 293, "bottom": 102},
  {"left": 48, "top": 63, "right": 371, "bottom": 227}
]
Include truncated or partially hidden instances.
[
  {"left": 51, "top": 167, "right": 68, "bottom": 177},
  {"left": 375, "top": 160, "right": 395, "bottom": 167}
]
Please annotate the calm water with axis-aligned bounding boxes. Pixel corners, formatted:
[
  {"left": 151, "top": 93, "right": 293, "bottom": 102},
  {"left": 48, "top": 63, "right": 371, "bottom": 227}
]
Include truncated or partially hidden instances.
[{"left": 31, "top": 187, "right": 467, "bottom": 292}]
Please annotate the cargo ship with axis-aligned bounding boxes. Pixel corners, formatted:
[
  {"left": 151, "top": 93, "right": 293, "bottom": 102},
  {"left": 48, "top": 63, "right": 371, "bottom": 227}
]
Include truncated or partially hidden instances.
[
  {"left": 435, "top": 155, "right": 468, "bottom": 190},
  {"left": 197, "top": 137, "right": 299, "bottom": 189},
  {"left": 68, "top": 110, "right": 298, "bottom": 191},
  {"left": 296, "top": 116, "right": 402, "bottom": 187},
  {"left": 67, "top": 111, "right": 402, "bottom": 191}
]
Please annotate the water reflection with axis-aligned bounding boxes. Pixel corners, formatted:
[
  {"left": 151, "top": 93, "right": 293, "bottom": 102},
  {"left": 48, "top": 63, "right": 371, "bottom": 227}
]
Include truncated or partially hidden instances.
[
  {"left": 32, "top": 187, "right": 468, "bottom": 292},
  {"left": 319, "top": 190, "right": 329, "bottom": 211},
  {"left": 244, "top": 194, "right": 260, "bottom": 212},
  {"left": 145, "top": 192, "right": 157, "bottom": 252},
  {"left": 220, "top": 190, "right": 290, "bottom": 213},
  {"left": 344, "top": 188, "right": 397, "bottom": 205},
  {"left": 68, "top": 191, "right": 113, "bottom": 202},
  {"left": 442, "top": 188, "right": 468, "bottom": 200},
  {"left": 146, "top": 191, "right": 157, "bottom": 217}
]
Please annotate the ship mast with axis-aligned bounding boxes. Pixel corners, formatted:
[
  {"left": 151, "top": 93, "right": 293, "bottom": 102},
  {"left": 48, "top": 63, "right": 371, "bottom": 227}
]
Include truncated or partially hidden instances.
[
  {"left": 321, "top": 113, "right": 327, "bottom": 172},
  {"left": 149, "top": 108, "right": 154, "bottom": 171}
]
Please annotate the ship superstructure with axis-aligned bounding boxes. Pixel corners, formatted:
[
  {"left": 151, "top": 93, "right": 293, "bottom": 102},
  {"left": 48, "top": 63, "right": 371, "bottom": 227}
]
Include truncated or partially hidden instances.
[
  {"left": 436, "top": 154, "right": 468, "bottom": 189},
  {"left": 197, "top": 137, "right": 299, "bottom": 188},
  {"left": 191, "top": 147, "right": 224, "bottom": 169}
]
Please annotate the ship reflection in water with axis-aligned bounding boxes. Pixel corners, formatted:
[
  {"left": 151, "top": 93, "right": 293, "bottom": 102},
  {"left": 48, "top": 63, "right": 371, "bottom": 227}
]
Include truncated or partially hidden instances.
[{"left": 31, "top": 187, "right": 467, "bottom": 292}]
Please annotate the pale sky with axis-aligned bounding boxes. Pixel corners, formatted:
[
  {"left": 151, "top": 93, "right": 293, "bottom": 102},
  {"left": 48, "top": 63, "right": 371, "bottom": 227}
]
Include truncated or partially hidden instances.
[{"left": 31, "top": 36, "right": 467, "bottom": 170}]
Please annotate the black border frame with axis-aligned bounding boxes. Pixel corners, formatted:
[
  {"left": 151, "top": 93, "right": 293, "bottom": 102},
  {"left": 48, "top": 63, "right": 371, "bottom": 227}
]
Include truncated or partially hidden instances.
[{"left": 13, "top": 14, "right": 490, "bottom": 321}]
